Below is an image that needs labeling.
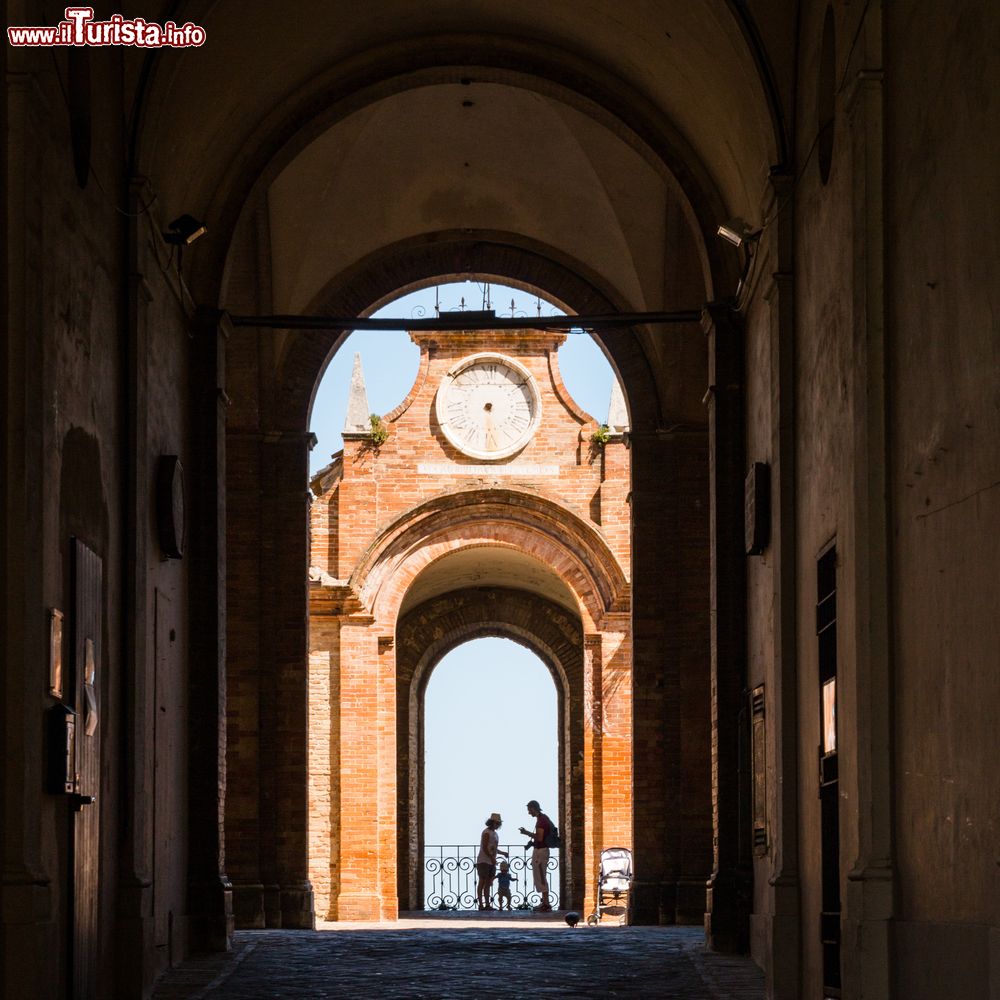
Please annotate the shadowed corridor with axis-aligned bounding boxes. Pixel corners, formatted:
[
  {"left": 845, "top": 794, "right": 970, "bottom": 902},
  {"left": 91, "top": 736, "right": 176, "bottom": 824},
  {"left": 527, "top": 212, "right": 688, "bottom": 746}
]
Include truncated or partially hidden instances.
[{"left": 152, "top": 920, "right": 765, "bottom": 999}]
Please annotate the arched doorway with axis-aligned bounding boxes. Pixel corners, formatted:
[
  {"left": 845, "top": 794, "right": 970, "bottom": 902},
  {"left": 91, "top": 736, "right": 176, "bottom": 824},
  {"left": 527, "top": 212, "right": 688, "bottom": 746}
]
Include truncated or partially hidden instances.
[
  {"left": 419, "top": 636, "right": 560, "bottom": 911},
  {"left": 397, "top": 590, "right": 582, "bottom": 913}
]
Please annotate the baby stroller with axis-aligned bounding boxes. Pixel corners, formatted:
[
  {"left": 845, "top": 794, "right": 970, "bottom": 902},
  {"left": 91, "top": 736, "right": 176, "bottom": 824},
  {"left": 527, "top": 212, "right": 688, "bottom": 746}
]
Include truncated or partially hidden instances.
[{"left": 587, "top": 847, "right": 633, "bottom": 925}]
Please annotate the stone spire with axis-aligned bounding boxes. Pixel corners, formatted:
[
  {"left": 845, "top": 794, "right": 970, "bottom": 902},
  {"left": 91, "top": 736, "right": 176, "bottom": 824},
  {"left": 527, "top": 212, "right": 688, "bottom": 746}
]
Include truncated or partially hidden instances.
[
  {"left": 343, "top": 352, "right": 371, "bottom": 434},
  {"left": 607, "top": 378, "right": 629, "bottom": 433}
]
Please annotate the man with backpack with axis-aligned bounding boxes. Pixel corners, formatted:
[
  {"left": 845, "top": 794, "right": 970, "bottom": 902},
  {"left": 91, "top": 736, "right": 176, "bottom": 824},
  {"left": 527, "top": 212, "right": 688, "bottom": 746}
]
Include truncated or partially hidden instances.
[{"left": 519, "top": 800, "right": 557, "bottom": 912}]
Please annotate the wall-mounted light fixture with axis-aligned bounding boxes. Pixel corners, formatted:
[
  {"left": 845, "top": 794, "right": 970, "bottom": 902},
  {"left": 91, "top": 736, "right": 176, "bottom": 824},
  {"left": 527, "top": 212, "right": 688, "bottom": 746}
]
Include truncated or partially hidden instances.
[
  {"left": 718, "top": 217, "right": 764, "bottom": 305},
  {"left": 716, "top": 217, "right": 761, "bottom": 249},
  {"left": 163, "top": 213, "right": 207, "bottom": 246}
]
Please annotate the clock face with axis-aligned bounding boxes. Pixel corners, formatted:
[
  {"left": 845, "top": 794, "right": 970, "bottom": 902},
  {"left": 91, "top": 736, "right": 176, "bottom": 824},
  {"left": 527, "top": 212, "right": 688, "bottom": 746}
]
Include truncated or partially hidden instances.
[{"left": 435, "top": 353, "right": 542, "bottom": 460}]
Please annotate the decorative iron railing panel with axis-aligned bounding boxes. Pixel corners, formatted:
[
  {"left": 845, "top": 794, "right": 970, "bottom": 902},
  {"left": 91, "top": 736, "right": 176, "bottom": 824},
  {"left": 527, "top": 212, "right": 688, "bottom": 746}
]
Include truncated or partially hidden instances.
[{"left": 424, "top": 844, "right": 559, "bottom": 911}]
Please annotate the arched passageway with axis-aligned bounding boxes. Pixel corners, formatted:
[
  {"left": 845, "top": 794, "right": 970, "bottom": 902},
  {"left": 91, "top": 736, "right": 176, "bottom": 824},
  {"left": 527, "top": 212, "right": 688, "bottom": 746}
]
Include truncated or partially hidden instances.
[
  {"left": 216, "top": 15, "right": 736, "bottom": 949},
  {"left": 210, "top": 25, "right": 735, "bottom": 945},
  {"left": 208, "top": 4, "right": 737, "bottom": 951}
]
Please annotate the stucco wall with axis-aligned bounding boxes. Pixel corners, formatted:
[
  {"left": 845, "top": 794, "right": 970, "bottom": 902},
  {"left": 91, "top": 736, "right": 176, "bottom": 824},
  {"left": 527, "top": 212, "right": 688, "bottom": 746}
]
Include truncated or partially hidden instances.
[
  {"left": 2, "top": 33, "right": 199, "bottom": 998},
  {"left": 886, "top": 3, "right": 1000, "bottom": 992}
]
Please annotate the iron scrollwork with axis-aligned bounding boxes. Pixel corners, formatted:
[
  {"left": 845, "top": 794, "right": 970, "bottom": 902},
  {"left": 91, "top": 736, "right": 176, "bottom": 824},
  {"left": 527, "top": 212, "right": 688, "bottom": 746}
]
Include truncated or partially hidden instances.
[{"left": 424, "top": 845, "right": 560, "bottom": 911}]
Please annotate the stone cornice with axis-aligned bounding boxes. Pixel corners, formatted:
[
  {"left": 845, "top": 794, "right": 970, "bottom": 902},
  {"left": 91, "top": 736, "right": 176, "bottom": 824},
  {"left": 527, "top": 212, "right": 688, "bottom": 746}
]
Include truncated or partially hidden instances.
[{"left": 308, "top": 569, "right": 370, "bottom": 617}]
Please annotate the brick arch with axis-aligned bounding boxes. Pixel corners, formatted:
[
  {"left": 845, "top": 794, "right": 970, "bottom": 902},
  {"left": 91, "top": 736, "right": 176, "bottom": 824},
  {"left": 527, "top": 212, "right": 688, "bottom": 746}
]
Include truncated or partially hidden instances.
[
  {"left": 277, "top": 231, "right": 668, "bottom": 433},
  {"left": 395, "top": 588, "right": 586, "bottom": 910},
  {"left": 351, "top": 487, "right": 631, "bottom": 630}
]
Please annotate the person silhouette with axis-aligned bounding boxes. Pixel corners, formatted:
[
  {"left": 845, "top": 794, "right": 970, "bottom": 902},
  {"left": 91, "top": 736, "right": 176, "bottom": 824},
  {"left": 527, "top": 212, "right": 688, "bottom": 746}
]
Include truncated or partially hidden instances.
[
  {"left": 518, "top": 800, "right": 554, "bottom": 912},
  {"left": 476, "top": 813, "right": 508, "bottom": 910}
]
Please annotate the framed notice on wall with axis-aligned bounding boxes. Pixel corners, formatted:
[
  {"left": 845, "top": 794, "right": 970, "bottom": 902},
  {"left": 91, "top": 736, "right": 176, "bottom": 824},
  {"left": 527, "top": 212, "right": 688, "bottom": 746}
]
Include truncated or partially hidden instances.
[{"left": 49, "top": 608, "right": 64, "bottom": 698}]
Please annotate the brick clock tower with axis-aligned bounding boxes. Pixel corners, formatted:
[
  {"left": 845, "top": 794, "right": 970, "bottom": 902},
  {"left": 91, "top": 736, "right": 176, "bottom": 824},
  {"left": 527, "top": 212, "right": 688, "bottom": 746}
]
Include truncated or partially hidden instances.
[{"left": 308, "top": 328, "right": 633, "bottom": 920}]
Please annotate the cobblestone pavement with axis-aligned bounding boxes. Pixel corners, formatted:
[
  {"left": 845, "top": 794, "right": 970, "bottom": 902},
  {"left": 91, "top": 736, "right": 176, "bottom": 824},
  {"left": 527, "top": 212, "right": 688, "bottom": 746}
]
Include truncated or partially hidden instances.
[{"left": 153, "top": 914, "right": 766, "bottom": 999}]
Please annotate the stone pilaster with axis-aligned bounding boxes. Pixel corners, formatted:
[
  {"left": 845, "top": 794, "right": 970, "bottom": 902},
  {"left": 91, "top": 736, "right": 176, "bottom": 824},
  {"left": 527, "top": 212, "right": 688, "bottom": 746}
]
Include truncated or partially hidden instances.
[
  {"left": 842, "top": 7, "right": 894, "bottom": 996},
  {"left": 760, "top": 170, "right": 802, "bottom": 1000},
  {"left": 1, "top": 68, "right": 53, "bottom": 998},
  {"left": 115, "top": 177, "right": 156, "bottom": 994},
  {"left": 702, "top": 303, "right": 752, "bottom": 952},
  {"left": 186, "top": 308, "right": 234, "bottom": 951}
]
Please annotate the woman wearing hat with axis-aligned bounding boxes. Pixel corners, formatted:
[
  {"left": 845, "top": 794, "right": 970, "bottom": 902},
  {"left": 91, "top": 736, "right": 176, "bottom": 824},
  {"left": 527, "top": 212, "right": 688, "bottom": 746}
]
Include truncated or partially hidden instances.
[{"left": 476, "top": 813, "right": 508, "bottom": 911}]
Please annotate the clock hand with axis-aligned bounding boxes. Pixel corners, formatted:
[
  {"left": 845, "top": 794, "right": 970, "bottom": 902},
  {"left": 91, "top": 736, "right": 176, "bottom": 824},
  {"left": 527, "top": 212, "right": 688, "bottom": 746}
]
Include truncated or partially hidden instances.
[{"left": 483, "top": 401, "right": 498, "bottom": 450}]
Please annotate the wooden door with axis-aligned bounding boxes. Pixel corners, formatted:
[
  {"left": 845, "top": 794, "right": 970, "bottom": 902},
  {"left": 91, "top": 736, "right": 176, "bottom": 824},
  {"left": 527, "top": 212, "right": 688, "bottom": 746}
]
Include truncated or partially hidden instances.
[{"left": 71, "top": 538, "right": 102, "bottom": 999}]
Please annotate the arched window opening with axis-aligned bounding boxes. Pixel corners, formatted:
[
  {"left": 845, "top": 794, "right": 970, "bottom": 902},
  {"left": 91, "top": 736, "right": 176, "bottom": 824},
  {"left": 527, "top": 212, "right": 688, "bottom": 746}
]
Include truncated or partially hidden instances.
[{"left": 423, "top": 638, "right": 559, "bottom": 911}]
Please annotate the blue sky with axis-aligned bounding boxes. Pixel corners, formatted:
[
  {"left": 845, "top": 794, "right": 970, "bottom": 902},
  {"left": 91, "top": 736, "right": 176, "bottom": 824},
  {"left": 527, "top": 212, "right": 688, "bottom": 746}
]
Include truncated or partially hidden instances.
[
  {"left": 308, "top": 282, "right": 615, "bottom": 854},
  {"left": 423, "top": 638, "right": 558, "bottom": 847}
]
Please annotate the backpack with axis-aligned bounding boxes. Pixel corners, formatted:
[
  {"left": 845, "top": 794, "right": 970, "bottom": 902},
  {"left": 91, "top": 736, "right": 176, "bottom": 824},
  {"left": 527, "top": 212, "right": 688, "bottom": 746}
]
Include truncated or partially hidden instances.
[{"left": 544, "top": 823, "right": 561, "bottom": 849}]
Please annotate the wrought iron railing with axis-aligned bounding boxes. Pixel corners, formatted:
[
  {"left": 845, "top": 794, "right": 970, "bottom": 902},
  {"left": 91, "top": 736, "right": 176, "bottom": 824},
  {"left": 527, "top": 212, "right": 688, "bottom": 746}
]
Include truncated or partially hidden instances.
[{"left": 424, "top": 844, "right": 560, "bottom": 911}]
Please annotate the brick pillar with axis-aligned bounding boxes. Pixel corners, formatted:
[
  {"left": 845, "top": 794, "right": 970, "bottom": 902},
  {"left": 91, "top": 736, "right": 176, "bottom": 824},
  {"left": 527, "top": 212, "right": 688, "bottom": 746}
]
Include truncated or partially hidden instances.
[
  {"left": 599, "top": 625, "right": 633, "bottom": 851},
  {"left": 629, "top": 428, "right": 710, "bottom": 925},
  {"left": 308, "top": 620, "right": 339, "bottom": 919},
  {"left": 566, "top": 632, "right": 586, "bottom": 914},
  {"left": 674, "top": 434, "right": 713, "bottom": 925},
  {"left": 186, "top": 308, "right": 234, "bottom": 951},
  {"left": 582, "top": 634, "right": 604, "bottom": 917},
  {"left": 376, "top": 636, "right": 398, "bottom": 920},
  {"left": 583, "top": 624, "right": 633, "bottom": 918},
  {"left": 226, "top": 426, "right": 265, "bottom": 928},
  {"left": 259, "top": 433, "right": 315, "bottom": 928},
  {"left": 702, "top": 304, "right": 752, "bottom": 951},
  {"left": 334, "top": 620, "right": 385, "bottom": 919},
  {"left": 600, "top": 438, "right": 631, "bottom": 572},
  {"left": 395, "top": 633, "right": 417, "bottom": 912}
]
